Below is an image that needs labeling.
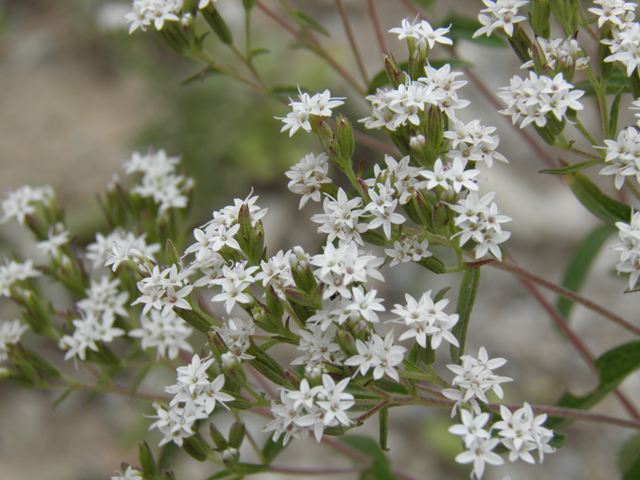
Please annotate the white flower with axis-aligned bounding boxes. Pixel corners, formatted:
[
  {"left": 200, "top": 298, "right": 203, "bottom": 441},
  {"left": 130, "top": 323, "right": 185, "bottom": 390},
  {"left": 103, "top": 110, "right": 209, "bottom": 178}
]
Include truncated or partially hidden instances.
[
  {"left": 473, "top": 0, "right": 528, "bottom": 38},
  {"left": 111, "top": 466, "right": 143, "bottom": 480},
  {"left": 455, "top": 437, "right": 504, "bottom": 479},
  {"left": 0, "top": 185, "right": 54, "bottom": 225},
  {"left": 0, "top": 319, "right": 29, "bottom": 362},
  {"left": 276, "top": 88, "right": 344, "bottom": 136}
]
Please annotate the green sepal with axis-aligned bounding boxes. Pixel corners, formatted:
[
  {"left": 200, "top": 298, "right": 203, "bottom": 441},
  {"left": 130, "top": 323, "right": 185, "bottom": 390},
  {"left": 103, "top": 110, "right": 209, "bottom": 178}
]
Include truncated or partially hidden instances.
[
  {"left": 383, "top": 52, "right": 405, "bottom": 89},
  {"left": 225, "top": 392, "right": 253, "bottom": 410},
  {"left": 210, "top": 423, "right": 229, "bottom": 450},
  {"left": 323, "top": 425, "right": 346, "bottom": 436},
  {"left": 550, "top": 0, "right": 567, "bottom": 25},
  {"left": 182, "top": 433, "right": 212, "bottom": 462},
  {"left": 165, "top": 239, "right": 181, "bottom": 268},
  {"left": 336, "top": 115, "right": 355, "bottom": 162},
  {"left": 426, "top": 106, "right": 445, "bottom": 155},
  {"left": 201, "top": 6, "right": 234, "bottom": 45},
  {"left": 291, "top": 262, "right": 318, "bottom": 295},
  {"left": 237, "top": 203, "right": 252, "bottom": 256},
  {"left": 416, "top": 255, "right": 446, "bottom": 274},
  {"left": 283, "top": 287, "right": 319, "bottom": 309},
  {"left": 249, "top": 221, "right": 265, "bottom": 265},
  {"left": 598, "top": 24, "right": 613, "bottom": 81},
  {"left": 228, "top": 422, "right": 245, "bottom": 449},
  {"left": 533, "top": 123, "right": 557, "bottom": 145},
  {"left": 262, "top": 437, "right": 286, "bottom": 463},
  {"left": 174, "top": 307, "right": 214, "bottom": 334},
  {"left": 265, "top": 286, "right": 284, "bottom": 318},
  {"left": 630, "top": 67, "right": 640, "bottom": 100},
  {"left": 139, "top": 441, "right": 158, "bottom": 479},
  {"left": 360, "top": 229, "right": 389, "bottom": 247},
  {"left": 247, "top": 342, "right": 292, "bottom": 388}
]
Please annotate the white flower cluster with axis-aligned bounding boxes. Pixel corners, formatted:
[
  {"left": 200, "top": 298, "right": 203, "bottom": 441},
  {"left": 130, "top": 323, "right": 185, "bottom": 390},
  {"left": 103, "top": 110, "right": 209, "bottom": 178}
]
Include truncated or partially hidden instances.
[
  {"left": 344, "top": 331, "right": 406, "bottom": 382},
  {"left": 125, "top": 0, "right": 184, "bottom": 33},
  {"left": 36, "top": 223, "right": 70, "bottom": 260},
  {"left": 450, "top": 403, "right": 555, "bottom": 479},
  {"left": 366, "top": 155, "right": 429, "bottom": 205},
  {"left": 443, "top": 347, "right": 513, "bottom": 416},
  {"left": 59, "top": 277, "right": 129, "bottom": 362},
  {"left": 286, "top": 152, "right": 332, "bottom": 209},
  {"left": 0, "top": 259, "right": 41, "bottom": 298},
  {"left": 129, "top": 309, "right": 194, "bottom": 360},
  {"left": 521, "top": 37, "right": 590, "bottom": 72},
  {"left": 392, "top": 290, "right": 459, "bottom": 350},
  {"left": 360, "top": 64, "right": 468, "bottom": 130},
  {"left": 591, "top": 1, "right": 640, "bottom": 76},
  {"left": 255, "top": 249, "right": 297, "bottom": 300},
  {"left": 612, "top": 211, "right": 640, "bottom": 288},
  {"left": 184, "top": 193, "right": 267, "bottom": 287},
  {"left": 150, "top": 354, "right": 234, "bottom": 446},
  {"left": 388, "top": 18, "right": 453, "bottom": 51},
  {"left": 444, "top": 119, "right": 509, "bottom": 169},
  {"left": 131, "top": 264, "right": 193, "bottom": 317},
  {"left": 292, "top": 324, "right": 345, "bottom": 375},
  {"left": 310, "top": 241, "right": 384, "bottom": 300},
  {"left": 263, "top": 375, "right": 354, "bottom": 445},
  {"left": 210, "top": 261, "right": 259, "bottom": 314},
  {"left": 123, "top": 149, "right": 194, "bottom": 217},
  {"left": 0, "top": 185, "right": 54, "bottom": 225},
  {"left": 599, "top": 101, "right": 640, "bottom": 189},
  {"left": 213, "top": 317, "right": 256, "bottom": 364},
  {"left": 277, "top": 89, "right": 345, "bottom": 137},
  {"left": 111, "top": 466, "right": 143, "bottom": 480},
  {"left": 473, "top": 0, "right": 529, "bottom": 38},
  {"left": 384, "top": 234, "right": 432, "bottom": 266},
  {"left": 0, "top": 319, "right": 29, "bottom": 362},
  {"left": 497, "top": 72, "right": 585, "bottom": 129},
  {"left": 450, "top": 192, "right": 512, "bottom": 261},
  {"left": 87, "top": 228, "right": 160, "bottom": 271}
]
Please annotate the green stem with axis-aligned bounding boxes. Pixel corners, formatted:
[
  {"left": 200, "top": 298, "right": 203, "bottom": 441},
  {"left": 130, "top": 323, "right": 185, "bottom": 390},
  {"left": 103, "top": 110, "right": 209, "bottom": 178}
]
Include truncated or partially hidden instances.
[
  {"left": 625, "top": 180, "right": 640, "bottom": 202},
  {"left": 586, "top": 65, "right": 609, "bottom": 137},
  {"left": 573, "top": 118, "right": 599, "bottom": 146},
  {"left": 335, "top": 0, "right": 368, "bottom": 84}
]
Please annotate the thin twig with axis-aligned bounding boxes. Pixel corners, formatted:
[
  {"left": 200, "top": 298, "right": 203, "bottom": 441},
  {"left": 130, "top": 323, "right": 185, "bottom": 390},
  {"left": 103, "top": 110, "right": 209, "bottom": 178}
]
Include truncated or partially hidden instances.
[
  {"left": 256, "top": 0, "right": 366, "bottom": 95},
  {"left": 335, "top": 0, "right": 369, "bottom": 84},
  {"left": 367, "top": 0, "right": 387, "bottom": 56},
  {"left": 267, "top": 465, "right": 365, "bottom": 475},
  {"left": 476, "top": 259, "right": 640, "bottom": 337},
  {"left": 415, "top": 385, "right": 640, "bottom": 430}
]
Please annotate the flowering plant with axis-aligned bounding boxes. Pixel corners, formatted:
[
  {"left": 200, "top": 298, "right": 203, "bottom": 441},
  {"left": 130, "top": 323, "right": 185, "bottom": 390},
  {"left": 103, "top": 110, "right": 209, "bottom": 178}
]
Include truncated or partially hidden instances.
[{"left": 3, "top": 1, "right": 640, "bottom": 479}]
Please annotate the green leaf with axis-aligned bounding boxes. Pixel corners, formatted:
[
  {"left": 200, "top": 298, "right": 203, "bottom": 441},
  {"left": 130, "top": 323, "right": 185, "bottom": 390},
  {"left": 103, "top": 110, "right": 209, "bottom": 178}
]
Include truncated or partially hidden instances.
[
  {"left": 564, "top": 172, "right": 632, "bottom": 224},
  {"left": 443, "top": 14, "right": 507, "bottom": 47},
  {"left": 339, "top": 435, "right": 398, "bottom": 480},
  {"left": 451, "top": 268, "right": 481, "bottom": 364},
  {"left": 379, "top": 406, "right": 389, "bottom": 452},
  {"left": 540, "top": 159, "right": 602, "bottom": 175},
  {"left": 556, "top": 225, "right": 614, "bottom": 318},
  {"left": 620, "top": 433, "right": 640, "bottom": 480},
  {"left": 53, "top": 387, "right": 74, "bottom": 407},
  {"left": 174, "top": 307, "right": 213, "bottom": 334},
  {"left": 205, "top": 471, "right": 240, "bottom": 480},
  {"left": 230, "top": 463, "right": 269, "bottom": 474},
  {"left": 289, "top": 10, "right": 329, "bottom": 36},
  {"left": 547, "top": 341, "right": 640, "bottom": 429},
  {"left": 609, "top": 86, "right": 627, "bottom": 137},
  {"left": 248, "top": 48, "right": 270, "bottom": 59},
  {"left": 139, "top": 441, "right": 158, "bottom": 479},
  {"left": 433, "top": 286, "right": 452, "bottom": 303}
]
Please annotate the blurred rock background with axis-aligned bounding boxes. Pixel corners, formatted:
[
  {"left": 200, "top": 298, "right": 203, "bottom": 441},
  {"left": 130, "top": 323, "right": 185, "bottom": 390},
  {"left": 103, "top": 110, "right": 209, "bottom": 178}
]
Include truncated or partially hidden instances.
[{"left": 1, "top": 0, "right": 639, "bottom": 479}]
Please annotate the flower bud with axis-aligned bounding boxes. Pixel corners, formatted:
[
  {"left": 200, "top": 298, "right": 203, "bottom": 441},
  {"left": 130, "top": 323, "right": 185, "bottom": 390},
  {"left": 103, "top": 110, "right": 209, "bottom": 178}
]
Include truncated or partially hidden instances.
[
  {"left": 201, "top": 5, "right": 234, "bottom": 45},
  {"left": 251, "top": 305, "right": 282, "bottom": 334},
  {"left": 384, "top": 52, "right": 404, "bottom": 88},
  {"left": 432, "top": 201, "right": 449, "bottom": 232},
  {"left": 336, "top": 330, "right": 358, "bottom": 357},
  {"left": 221, "top": 353, "right": 248, "bottom": 388},
  {"left": 532, "top": 123, "right": 557, "bottom": 146},
  {"left": 183, "top": 433, "right": 212, "bottom": 462},
  {"left": 138, "top": 441, "right": 158, "bottom": 479},
  {"left": 336, "top": 115, "right": 355, "bottom": 162},
  {"left": 290, "top": 255, "right": 317, "bottom": 294},
  {"left": 209, "top": 423, "right": 229, "bottom": 450},
  {"left": 222, "top": 447, "right": 239, "bottom": 468},
  {"left": 228, "top": 422, "right": 246, "bottom": 449}
]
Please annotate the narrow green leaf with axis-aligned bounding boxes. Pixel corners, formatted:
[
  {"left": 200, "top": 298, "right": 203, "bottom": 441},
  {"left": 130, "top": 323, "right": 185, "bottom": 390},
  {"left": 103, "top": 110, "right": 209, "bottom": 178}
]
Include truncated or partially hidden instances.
[
  {"left": 230, "top": 463, "right": 270, "bottom": 474},
  {"left": 157, "top": 442, "right": 180, "bottom": 472},
  {"left": 205, "top": 470, "right": 238, "bottom": 480},
  {"left": 248, "top": 48, "right": 270, "bottom": 59},
  {"left": 433, "top": 286, "right": 452, "bottom": 303},
  {"left": 574, "top": 70, "right": 629, "bottom": 96},
  {"left": 547, "top": 341, "right": 640, "bottom": 429},
  {"left": 556, "top": 225, "right": 614, "bottom": 318},
  {"left": 564, "top": 172, "right": 632, "bottom": 224},
  {"left": 451, "top": 268, "right": 481, "bottom": 364},
  {"left": 53, "top": 387, "right": 74, "bottom": 407},
  {"left": 540, "top": 159, "right": 602, "bottom": 175},
  {"left": 174, "top": 307, "right": 213, "bottom": 334},
  {"left": 339, "top": 435, "right": 398, "bottom": 480},
  {"left": 609, "top": 86, "right": 627, "bottom": 137},
  {"left": 139, "top": 441, "right": 158, "bottom": 479},
  {"left": 180, "top": 66, "right": 222, "bottom": 86},
  {"left": 443, "top": 14, "right": 507, "bottom": 47},
  {"left": 379, "top": 406, "right": 389, "bottom": 452},
  {"left": 620, "top": 433, "right": 640, "bottom": 480},
  {"left": 182, "top": 433, "right": 211, "bottom": 462},
  {"left": 290, "top": 10, "right": 329, "bottom": 36}
]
